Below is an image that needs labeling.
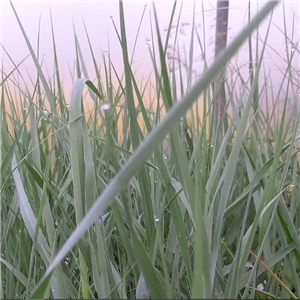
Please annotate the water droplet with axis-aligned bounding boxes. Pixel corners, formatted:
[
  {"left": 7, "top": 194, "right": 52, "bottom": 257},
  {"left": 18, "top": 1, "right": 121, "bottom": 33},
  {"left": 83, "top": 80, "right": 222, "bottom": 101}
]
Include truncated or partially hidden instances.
[
  {"left": 257, "top": 283, "right": 264, "bottom": 291},
  {"left": 18, "top": 229, "right": 21, "bottom": 234},
  {"left": 41, "top": 245, "right": 44, "bottom": 248},
  {"left": 43, "top": 110, "right": 49, "bottom": 117},
  {"left": 146, "top": 39, "right": 152, "bottom": 46},
  {"left": 40, "top": 265, "right": 44, "bottom": 270},
  {"left": 54, "top": 220, "right": 58, "bottom": 226},
  {"left": 51, "top": 289, "right": 55, "bottom": 292},
  {"left": 291, "top": 182, "right": 295, "bottom": 187},
  {"left": 154, "top": 216, "right": 159, "bottom": 222},
  {"left": 163, "top": 155, "right": 168, "bottom": 160},
  {"left": 210, "top": 144, "right": 214, "bottom": 148},
  {"left": 66, "top": 104, "right": 69, "bottom": 108},
  {"left": 291, "top": 47, "right": 295, "bottom": 53},
  {"left": 100, "top": 101, "right": 111, "bottom": 110}
]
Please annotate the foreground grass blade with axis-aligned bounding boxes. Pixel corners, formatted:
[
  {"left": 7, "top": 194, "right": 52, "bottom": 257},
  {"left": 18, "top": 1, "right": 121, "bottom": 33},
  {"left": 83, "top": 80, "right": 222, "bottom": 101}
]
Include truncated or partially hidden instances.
[{"left": 12, "top": 154, "right": 50, "bottom": 263}]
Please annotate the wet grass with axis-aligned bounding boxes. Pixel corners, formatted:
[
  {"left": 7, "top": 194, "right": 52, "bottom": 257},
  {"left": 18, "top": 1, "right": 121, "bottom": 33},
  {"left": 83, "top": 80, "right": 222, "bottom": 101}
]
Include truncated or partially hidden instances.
[{"left": 1, "top": 1, "right": 300, "bottom": 299}]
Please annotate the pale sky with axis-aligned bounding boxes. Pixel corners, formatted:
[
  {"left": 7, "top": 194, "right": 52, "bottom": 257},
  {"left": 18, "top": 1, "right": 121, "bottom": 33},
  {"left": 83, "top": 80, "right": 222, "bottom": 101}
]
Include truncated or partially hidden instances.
[{"left": 1, "top": 1, "right": 299, "bottom": 103}]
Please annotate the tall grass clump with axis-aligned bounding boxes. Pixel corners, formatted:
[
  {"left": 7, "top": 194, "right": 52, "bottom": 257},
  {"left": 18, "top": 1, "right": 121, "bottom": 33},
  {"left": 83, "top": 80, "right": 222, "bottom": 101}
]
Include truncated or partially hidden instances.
[{"left": 1, "top": 1, "right": 300, "bottom": 299}]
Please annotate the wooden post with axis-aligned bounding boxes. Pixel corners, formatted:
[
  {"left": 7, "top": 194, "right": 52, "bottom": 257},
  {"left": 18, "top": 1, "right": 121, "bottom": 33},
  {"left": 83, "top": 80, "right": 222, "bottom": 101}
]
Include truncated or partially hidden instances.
[{"left": 213, "top": 0, "right": 229, "bottom": 119}]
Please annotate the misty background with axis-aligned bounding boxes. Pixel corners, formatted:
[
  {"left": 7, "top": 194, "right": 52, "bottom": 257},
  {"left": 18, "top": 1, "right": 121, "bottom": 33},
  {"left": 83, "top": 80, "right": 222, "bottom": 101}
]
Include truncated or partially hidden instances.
[{"left": 1, "top": 1, "right": 299, "bottom": 114}]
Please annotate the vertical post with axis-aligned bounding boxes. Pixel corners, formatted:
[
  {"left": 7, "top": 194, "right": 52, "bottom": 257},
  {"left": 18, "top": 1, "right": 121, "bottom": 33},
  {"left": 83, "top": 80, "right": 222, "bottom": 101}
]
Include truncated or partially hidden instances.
[{"left": 213, "top": 0, "right": 229, "bottom": 119}]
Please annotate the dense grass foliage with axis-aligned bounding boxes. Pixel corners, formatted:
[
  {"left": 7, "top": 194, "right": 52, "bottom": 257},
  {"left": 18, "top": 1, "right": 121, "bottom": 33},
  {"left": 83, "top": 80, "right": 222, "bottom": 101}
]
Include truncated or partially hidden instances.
[{"left": 1, "top": 1, "right": 300, "bottom": 299}]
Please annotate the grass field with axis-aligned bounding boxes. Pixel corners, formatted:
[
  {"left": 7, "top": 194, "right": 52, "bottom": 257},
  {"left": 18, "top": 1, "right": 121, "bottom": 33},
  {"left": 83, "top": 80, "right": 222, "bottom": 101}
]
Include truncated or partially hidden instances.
[{"left": 1, "top": 1, "right": 300, "bottom": 299}]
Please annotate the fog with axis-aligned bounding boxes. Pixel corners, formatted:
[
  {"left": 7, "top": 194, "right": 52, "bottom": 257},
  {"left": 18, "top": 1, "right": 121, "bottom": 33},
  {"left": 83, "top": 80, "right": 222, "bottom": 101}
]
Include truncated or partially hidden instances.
[{"left": 2, "top": 1, "right": 299, "bottom": 109}]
